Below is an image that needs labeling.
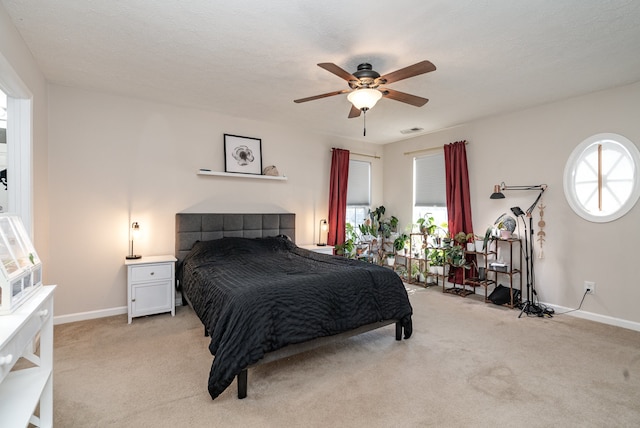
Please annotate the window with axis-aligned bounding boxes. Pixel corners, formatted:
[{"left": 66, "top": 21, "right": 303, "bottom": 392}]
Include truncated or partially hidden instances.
[
  {"left": 0, "top": 90, "right": 6, "bottom": 212},
  {"left": 346, "top": 160, "right": 371, "bottom": 228},
  {"left": 413, "top": 153, "right": 448, "bottom": 227},
  {"left": 0, "top": 51, "right": 34, "bottom": 234},
  {"left": 563, "top": 133, "right": 640, "bottom": 223}
]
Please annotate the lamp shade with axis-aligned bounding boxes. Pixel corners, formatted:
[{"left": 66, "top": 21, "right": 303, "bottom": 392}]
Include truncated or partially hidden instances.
[
  {"left": 131, "top": 221, "right": 140, "bottom": 238},
  {"left": 317, "top": 219, "right": 328, "bottom": 246},
  {"left": 490, "top": 184, "right": 505, "bottom": 199},
  {"left": 126, "top": 221, "right": 142, "bottom": 259},
  {"left": 347, "top": 88, "right": 383, "bottom": 110}
]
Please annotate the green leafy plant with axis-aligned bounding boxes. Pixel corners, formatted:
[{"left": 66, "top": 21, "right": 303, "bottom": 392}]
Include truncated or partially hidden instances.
[
  {"left": 358, "top": 223, "right": 372, "bottom": 238},
  {"left": 446, "top": 245, "right": 470, "bottom": 269},
  {"left": 453, "top": 232, "right": 474, "bottom": 246},
  {"left": 389, "top": 216, "right": 399, "bottom": 232},
  {"left": 411, "top": 261, "right": 421, "bottom": 279},
  {"left": 335, "top": 223, "right": 359, "bottom": 258},
  {"left": 394, "top": 233, "right": 409, "bottom": 252},
  {"left": 370, "top": 206, "right": 386, "bottom": 223},
  {"left": 428, "top": 248, "right": 446, "bottom": 266},
  {"left": 483, "top": 226, "right": 494, "bottom": 251},
  {"left": 416, "top": 215, "right": 437, "bottom": 235}
]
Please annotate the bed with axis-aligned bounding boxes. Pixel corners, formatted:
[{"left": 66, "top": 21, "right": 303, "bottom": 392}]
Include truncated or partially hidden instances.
[{"left": 175, "top": 213, "right": 413, "bottom": 400}]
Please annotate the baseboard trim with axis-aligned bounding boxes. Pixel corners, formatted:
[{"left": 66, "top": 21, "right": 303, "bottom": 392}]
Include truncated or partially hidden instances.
[
  {"left": 54, "top": 306, "right": 127, "bottom": 325},
  {"left": 544, "top": 303, "right": 640, "bottom": 332},
  {"left": 55, "top": 301, "right": 640, "bottom": 332}
]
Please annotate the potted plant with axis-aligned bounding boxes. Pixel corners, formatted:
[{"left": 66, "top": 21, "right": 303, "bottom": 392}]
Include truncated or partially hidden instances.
[
  {"left": 415, "top": 214, "right": 437, "bottom": 236},
  {"left": 427, "top": 248, "right": 448, "bottom": 276},
  {"left": 453, "top": 231, "right": 475, "bottom": 251},
  {"left": 474, "top": 233, "right": 486, "bottom": 252},
  {"left": 482, "top": 226, "right": 496, "bottom": 252},
  {"left": 385, "top": 253, "right": 395, "bottom": 266},
  {"left": 335, "top": 223, "right": 359, "bottom": 258},
  {"left": 358, "top": 222, "right": 374, "bottom": 242},
  {"left": 334, "top": 239, "right": 354, "bottom": 257},
  {"left": 393, "top": 233, "right": 409, "bottom": 256},
  {"left": 411, "top": 261, "right": 422, "bottom": 282},
  {"left": 446, "top": 245, "right": 470, "bottom": 270},
  {"left": 389, "top": 216, "right": 399, "bottom": 233},
  {"left": 441, "top": 232, "right": 452, "bottom": 248},
  {"left": 368, "top": 206, "right": 385, "bottom": 236}
]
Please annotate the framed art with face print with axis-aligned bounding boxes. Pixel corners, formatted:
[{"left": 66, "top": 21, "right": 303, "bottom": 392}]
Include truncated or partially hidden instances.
[{"left": 224, "top": 134, "right": 263, "bottom": 175}]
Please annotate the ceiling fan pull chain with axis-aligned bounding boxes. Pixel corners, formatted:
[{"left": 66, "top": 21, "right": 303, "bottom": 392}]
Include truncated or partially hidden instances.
[{"left": 363, "top": 109, "right": 366, "bottom": 136}]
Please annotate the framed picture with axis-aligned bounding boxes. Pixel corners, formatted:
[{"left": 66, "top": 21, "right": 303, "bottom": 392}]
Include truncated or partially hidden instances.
[{"left": 224, "top": 134, "right": 263, "bottom": 175}]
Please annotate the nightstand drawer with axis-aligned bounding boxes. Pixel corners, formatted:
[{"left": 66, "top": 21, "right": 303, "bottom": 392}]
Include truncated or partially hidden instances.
[{"left": 130, "top": 264, "right": 172, "bottom": 282}]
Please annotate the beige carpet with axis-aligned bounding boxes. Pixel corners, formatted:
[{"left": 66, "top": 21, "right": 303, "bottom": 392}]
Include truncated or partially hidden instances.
[{"left": 52, "top": 286, "right": 640, "bottom": 427}]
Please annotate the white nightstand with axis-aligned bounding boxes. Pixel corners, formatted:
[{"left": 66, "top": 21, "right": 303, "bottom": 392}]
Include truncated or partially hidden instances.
[
  {"left": 125, "top": 255, "right": 177, "bottom": 324},
  {"left": 300, "top": 244, "right": 335, "bottom": 255}
]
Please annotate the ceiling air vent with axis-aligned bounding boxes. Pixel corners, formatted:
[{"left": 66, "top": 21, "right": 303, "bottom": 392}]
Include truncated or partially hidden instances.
[{"left": 400, "top": 127, "right": 424, "bottom": 135}]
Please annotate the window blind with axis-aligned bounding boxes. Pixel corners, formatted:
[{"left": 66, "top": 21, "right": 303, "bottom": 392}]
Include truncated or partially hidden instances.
[
  {"left": 347, "top": 160, "right": 371, "bottom": 205},
  {"left": 414, "top": 153, "right": 446, "bottom": 207}
]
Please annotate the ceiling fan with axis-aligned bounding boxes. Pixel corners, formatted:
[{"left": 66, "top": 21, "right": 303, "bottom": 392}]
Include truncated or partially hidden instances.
[{"left": 294, "top": 60, "right": 436, "bottom": 119}]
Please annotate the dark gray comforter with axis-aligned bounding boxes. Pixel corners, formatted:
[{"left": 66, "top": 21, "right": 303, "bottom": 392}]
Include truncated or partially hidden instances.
[{"left": 179, "top": 236, "right": 413, "bottom": 400}]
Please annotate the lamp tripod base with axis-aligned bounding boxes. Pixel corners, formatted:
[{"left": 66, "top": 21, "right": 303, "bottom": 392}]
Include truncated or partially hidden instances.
[
  {"left": 126, "top": 254, "right": 142, "bottom": 260},
  {"left": 518, "top": 300, "right": 544, "bottom": 318}
]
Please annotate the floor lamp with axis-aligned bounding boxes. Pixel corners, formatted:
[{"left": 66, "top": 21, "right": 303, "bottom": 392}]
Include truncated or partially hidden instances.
[{"left": 490, "top": 182, "right": 547, "bottom": 317}]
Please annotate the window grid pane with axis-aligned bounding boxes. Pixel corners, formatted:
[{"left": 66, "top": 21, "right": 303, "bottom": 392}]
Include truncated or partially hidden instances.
[
  {"left": 347, "top": 160, "right": 371, "bottom": 206},
  {"left": 414, "top": 154, "right": 446, "bottom": 207}
]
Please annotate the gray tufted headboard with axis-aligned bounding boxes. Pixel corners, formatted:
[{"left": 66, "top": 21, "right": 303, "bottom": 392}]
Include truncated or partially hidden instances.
[{"left": 175, "top": 213, "right": 296, "bottom": 265}]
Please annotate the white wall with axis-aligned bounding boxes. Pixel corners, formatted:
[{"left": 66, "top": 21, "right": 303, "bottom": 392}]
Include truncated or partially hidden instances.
[
  {"left": 47, "top": 84, "right": 383, "bottom": 316},
  {"left": 383, "top": 81, "right": 640, "bottom": 327}
]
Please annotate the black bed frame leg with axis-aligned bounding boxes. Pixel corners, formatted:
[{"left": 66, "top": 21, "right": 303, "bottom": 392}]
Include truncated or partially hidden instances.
[
  {"left": 237, "top": 369, "right": 248, "bottom": 399},
  {"left": 395, "top": 322, "right": 402, "bottom": 341}
]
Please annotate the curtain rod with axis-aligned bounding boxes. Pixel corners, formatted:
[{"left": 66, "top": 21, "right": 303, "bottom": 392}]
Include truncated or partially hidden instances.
[
  {"left": 403, "top": 141, "right": 468, "bottom": 156},
  {"left": 331, "top": 148, "right": 381, "bottom": 159}
]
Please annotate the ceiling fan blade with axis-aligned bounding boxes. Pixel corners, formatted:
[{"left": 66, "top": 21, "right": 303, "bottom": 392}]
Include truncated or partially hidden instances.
[
  {"left": 318, "top": 63, "right": 357, "bottom": 81},
  {"left": 348, "top": 104, "right": 361, "bottom": 118},
  {"left": 378, "top": 60, "right": 436, "bottom": 85},
  {"left": 294, "top": 89, "right": 349, "bottom": 103},
  {"left": 381, "top": 88, "right": 429, "bottom": 107}
]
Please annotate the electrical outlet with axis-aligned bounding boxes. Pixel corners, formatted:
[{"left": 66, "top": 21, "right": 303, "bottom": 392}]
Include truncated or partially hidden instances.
[{"left": 584, "top": 281, "right": 596, "bottom": 294}]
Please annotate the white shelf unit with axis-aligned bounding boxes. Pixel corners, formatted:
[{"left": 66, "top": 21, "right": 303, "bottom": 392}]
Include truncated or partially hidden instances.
[
  {"left": 197, "top": 170, "right": 287, "bottom": 181},
  {"left": 0, "top": 285, "right": 56, "bottom": 428}
]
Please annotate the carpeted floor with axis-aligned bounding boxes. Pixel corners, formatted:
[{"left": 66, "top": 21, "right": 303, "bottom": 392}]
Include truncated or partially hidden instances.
[{"left": 52, "top": 285, "right": 640, "bottom": 427}]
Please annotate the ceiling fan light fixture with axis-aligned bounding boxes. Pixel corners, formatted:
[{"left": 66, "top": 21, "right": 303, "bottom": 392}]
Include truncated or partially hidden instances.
[{"left": 347, "top": 88, "right": 382, "bottom": 111}]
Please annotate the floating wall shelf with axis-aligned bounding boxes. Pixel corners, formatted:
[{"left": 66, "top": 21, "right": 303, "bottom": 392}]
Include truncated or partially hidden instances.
[{"left": 197, "top": 170, "right": 287, "bottom": 181}]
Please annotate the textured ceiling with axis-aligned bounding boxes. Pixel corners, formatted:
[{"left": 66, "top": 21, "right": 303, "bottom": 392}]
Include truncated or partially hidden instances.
[{"left": 3, "top": 0, "right": 640, "bottom": 144}]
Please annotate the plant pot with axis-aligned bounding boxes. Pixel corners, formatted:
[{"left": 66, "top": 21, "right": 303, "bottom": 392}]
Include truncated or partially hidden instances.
[
  {"left": 387, "top": 257, "right": 395, "bottom": 266},
  {"left": 466, "top": 243, "right": 475, "bottom": 252},
  {"left": 475, "top": 240, "right": 485, "bottom": 252},
  {"left": 500, "top": 230, "right": 512, "bottom": 239},
  {"left": 432, "top": 265, "right": 449, "bottom": 276}
]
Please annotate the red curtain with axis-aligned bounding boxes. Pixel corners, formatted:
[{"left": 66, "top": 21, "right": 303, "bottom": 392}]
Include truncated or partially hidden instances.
[
  {"left": 327, "top": 148, "right": 350, "bottom": 246},
  {"left": 444, "top": 141, "right": 474, "bottom": 284}
]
